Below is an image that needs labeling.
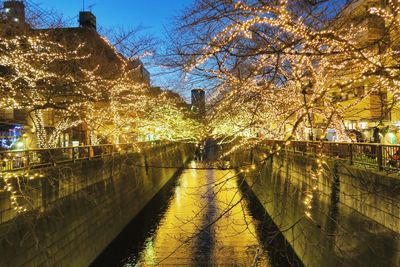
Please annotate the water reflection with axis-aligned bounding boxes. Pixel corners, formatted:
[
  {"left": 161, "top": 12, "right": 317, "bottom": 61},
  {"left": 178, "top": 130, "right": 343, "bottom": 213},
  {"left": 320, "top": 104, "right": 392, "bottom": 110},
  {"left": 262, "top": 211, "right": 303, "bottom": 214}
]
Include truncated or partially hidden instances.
[{"left": 130, "top": 161, "right": 270, "bottom": 266}]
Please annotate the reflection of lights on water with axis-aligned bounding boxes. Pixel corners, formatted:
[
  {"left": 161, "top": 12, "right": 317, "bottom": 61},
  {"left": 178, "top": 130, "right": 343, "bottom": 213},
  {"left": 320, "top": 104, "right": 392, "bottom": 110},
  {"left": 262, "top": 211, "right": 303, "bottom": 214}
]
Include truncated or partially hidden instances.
[
  {"left": 143, "top": 238, "right": 156, "bottom": 265},
  {"left": 225, "top": 171, "right": 235, "bottom": 187},
  {"left": 134, "top": 168, "right": 269, "bottom": 265},
  {"left": 190, "top": 160, "right": 197, "bottom": 169},
  {"left": 190, "top": 160, "right": 197, "bottom": 175},
  {"left": 175, "top": 185, "right": 181, "bottom": 206},
  {"left": 182, "top": 175, "right": 188, "bottom": 188}
]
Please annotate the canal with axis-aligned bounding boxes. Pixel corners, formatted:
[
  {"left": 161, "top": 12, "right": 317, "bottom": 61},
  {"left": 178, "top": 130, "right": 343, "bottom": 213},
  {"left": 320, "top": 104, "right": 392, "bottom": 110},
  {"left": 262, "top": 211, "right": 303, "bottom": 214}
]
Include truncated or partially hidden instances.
[{"left": 91, "top": 160, "right": 301, "bottom": 266}]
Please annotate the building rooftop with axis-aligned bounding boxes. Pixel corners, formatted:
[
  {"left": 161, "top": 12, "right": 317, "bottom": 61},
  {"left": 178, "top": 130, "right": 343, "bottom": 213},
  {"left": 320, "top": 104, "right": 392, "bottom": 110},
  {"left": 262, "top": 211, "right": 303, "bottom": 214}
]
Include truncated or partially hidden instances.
[{"left": 0, "top": 1, "right": 151, "bottom": 84}]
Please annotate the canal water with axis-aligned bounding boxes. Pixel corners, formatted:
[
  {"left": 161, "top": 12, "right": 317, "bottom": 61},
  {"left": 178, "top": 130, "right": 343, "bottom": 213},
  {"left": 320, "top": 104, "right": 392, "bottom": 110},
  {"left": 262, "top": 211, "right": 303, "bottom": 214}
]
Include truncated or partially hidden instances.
[{"left": 91, "top": 160, "right": 301, "bottom": 266}]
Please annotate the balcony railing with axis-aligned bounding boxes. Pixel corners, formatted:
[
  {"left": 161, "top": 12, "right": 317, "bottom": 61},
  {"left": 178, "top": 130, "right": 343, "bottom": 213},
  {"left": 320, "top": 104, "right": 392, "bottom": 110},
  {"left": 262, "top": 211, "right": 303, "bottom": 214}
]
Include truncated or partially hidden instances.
[
  {"left": 0, "top": 141, "right": 168, "bottom": 172},
  {"left": 262, "top": 140, "right": 400, "bottom": 172}
]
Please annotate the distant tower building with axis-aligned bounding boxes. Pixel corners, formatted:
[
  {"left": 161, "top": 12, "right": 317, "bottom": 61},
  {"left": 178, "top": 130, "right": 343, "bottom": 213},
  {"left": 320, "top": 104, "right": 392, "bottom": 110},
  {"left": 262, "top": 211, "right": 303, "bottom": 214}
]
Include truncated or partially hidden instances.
[
  {"left": 191, "top": 89, "right": 206, "bottom": 117},
  {"left": 129, "top": 59, "right": 151, "bottom": 85},
  {"left": 79, "top": 11, "right": 96, "bottom": 30},
  {"left": 3, "top": 1, "right": 26, "bottom": 27}
]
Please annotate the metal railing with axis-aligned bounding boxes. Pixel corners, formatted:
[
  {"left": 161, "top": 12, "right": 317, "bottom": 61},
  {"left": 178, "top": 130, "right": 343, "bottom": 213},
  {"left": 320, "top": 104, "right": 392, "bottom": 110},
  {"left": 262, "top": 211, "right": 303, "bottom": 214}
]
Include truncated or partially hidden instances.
[
  {"left": 262, "top": 140, "right": 400, "bottom": 172},
  {"left": 0, "top": 141, "right": 167, "bottom": 172}
]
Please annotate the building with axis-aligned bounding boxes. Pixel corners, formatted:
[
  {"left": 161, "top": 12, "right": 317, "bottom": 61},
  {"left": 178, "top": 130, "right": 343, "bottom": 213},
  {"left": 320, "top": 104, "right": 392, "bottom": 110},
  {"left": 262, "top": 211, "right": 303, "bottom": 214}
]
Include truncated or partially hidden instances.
[
  {"left": 79, "top": 11, "right": 96, "bottom": 30},
  {"left": 129, "top": 59, "right": 150, "bottom": 85},
  {"left": 328, "top": 0, "right": 400, "bottom": 143},
  {"left": 2, "top": 0, "right": 28, "bottom": 29},
  {"left": 0, "top": 1, "right": 151, "bottom": 148},
  {"left": 191, "top": 89, "right": 206, "bottom": 118}
]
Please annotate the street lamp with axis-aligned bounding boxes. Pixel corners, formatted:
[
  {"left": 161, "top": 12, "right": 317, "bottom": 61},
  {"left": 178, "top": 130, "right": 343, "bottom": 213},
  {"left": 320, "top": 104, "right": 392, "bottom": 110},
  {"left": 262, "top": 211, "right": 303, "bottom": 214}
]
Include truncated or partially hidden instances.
[{"left": 16, "top": 141, "right": 24, "bottom": 150}]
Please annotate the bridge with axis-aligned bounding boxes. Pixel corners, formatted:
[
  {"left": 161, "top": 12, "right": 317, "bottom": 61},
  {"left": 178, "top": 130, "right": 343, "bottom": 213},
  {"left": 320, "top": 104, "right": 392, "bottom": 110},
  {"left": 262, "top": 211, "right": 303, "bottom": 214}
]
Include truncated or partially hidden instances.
[{"left": 0, "top": 141, "right": 399, "bottom": 267}]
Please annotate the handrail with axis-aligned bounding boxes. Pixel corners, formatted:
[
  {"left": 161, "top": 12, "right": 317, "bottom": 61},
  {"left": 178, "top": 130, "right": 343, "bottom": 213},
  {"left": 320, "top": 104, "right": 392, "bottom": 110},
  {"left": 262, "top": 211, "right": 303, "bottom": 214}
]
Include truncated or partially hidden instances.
[
  {"left": 261, "top": 140, "right": 400, "bottom": 172},
  {"left": 262, "top": 139, "right": 394, "bottom": 146},
  {"left": 0, "top": 141, "right": 171, "bottom": 172},
  {"left": 0, "top": 141, "right": 166, "bottom": 154}
]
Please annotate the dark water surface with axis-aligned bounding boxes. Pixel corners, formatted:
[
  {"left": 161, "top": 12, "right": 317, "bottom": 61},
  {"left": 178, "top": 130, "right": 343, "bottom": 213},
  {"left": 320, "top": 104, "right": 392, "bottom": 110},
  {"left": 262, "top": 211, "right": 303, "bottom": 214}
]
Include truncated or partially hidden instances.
[{"left": 91, "top": 160, "right": 301, "bottom": 266}]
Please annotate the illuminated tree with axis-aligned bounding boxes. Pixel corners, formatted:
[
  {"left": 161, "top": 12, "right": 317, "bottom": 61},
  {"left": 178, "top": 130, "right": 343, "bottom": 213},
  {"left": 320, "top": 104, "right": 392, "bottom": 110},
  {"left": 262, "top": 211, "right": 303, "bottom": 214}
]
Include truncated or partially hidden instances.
[
  {"left": 138, "top": 93, "right": 204, "bottom": 142},
  {"left": 163, "top": 0, "right": 400, "bottom": 246},
  {"left": 0, "top": 27, "right": 157, "bottom": 148},
  {"left": 167, "top": 0, "right": 400, "bottom": 144},
  {"left": 0, "top": 30, "right": 92, "bottom": 147}
]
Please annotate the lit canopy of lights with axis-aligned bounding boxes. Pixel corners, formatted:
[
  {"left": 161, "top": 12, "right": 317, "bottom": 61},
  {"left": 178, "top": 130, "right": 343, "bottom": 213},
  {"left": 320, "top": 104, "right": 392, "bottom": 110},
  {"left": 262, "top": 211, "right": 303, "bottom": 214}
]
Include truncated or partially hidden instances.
[
  {"left": 0, "top": 24, "right": 204, "bottom": 215},
  {"left": 0, "top": 28, "right": 202, "bottom": 148},
  {"left": 172, "top": 0, "right": 400, "bottom": 144},
  {"left": 167, "top": 0, "right": 400, "bottom": 220}
]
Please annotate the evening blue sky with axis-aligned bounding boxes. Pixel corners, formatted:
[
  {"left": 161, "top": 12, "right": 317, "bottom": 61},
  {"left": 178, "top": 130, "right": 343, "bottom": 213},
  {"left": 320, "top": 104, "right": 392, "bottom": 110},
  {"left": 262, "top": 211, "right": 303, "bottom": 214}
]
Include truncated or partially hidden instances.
[
  {"left": 32, "top": 0, "right": 192, "bottom": 38},
  {"left": 28, "top": 0, "right": 194, "bottom": 95}
]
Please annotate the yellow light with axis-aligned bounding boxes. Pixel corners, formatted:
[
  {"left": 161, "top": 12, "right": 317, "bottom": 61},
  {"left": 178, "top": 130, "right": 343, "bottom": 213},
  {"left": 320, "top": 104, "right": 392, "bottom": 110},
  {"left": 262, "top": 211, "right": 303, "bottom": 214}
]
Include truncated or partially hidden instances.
[{"left": 16, "top": 141, "right": 24, "bottom": 149}]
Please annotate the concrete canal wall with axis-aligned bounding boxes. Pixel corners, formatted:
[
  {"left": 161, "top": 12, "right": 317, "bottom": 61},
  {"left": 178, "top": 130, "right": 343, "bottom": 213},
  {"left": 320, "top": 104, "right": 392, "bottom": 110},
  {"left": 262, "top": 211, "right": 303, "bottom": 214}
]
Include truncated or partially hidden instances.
[
  {"left": 0, "top": 143, "right": 194, "bottom": 267},
  {"left": 231, "top": 148, "right": 400, "bottom": 267}
]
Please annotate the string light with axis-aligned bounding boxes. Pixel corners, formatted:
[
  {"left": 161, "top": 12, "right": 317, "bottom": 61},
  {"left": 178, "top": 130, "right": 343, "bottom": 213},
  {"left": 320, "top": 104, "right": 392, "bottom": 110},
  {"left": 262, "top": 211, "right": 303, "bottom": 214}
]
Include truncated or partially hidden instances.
[
  {"left": 177, "top": 0, "right": 400, "bottom": 219},
  {"left": 0, "top": 24, "right": 204, "bottom": 215}
]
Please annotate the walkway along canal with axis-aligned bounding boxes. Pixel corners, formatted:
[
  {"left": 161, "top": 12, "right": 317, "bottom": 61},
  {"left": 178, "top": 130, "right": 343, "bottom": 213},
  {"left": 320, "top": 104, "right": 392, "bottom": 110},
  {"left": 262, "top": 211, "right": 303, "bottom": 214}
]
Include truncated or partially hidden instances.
[{"left": 91, "top": 160, "right": 301, "bottom": 266}]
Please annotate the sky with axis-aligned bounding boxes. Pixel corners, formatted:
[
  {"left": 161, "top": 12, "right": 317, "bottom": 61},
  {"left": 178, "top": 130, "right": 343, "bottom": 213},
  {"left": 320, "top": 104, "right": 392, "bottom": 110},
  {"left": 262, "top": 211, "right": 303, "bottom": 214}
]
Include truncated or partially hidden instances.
[
  {"left": 30, "top": 0, "right": 191, "bottom": 38},
  {"left": 23, "top": 0, "right": 194, "bottom": 97}
]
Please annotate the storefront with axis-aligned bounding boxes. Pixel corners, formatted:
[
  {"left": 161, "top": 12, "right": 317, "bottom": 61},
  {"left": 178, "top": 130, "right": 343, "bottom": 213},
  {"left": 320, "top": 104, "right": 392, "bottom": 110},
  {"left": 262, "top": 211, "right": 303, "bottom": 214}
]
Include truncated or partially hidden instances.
[{"left": 0, "top": 124, "right": 22, "bottom": 149}]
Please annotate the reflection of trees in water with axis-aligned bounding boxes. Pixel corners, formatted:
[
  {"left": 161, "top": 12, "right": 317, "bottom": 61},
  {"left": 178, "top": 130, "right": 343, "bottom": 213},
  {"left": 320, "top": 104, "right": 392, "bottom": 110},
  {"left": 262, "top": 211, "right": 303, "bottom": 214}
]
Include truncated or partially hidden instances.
[
  {"left": 138, "top": 143, "right": 301, "bottom": 266},
  {"left": 122, "top": 157, "right": 302, "bottom": 266}
]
